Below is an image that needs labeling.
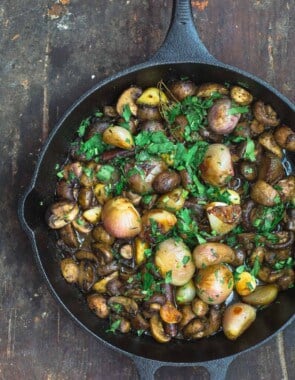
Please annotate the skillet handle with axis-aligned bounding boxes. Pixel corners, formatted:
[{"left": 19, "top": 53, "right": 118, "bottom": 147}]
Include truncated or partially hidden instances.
[
  {"left": 150, "top": 0, "right": 218, "bottom": 64},
  {"left": 133, "top": 356, "right": 234, "bottom": 380},
  {"left": 18, "top": 186, "right": 38, "bottom": 243}
]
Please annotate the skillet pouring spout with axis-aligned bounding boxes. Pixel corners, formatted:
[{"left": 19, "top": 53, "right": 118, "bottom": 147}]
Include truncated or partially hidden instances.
[{"left": 19, "top": 0, "right": 294, "bottom": 379}]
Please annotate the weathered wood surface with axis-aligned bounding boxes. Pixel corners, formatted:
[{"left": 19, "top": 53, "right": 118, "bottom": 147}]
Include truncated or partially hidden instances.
[{"left": 0, "top": 0, "right": 294, "bottom": 379}]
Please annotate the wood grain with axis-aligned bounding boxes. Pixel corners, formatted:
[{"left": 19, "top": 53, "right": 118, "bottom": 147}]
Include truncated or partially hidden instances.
[{"left": 0, "top": 0, "right": 294, "bottom": 379}]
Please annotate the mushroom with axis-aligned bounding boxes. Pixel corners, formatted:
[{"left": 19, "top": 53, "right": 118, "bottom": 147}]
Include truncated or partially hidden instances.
[
  {"left": 150, "top": 314, "right": 171, "bottom": 343},
  {"left": 258, "top": 132, "right": 283, "bottom": 158},
  {"left": 274, "top": 125, "right": 295, "bottom": 151},
  {"left": 169, "top": 80, "right": 197, "bottom": 100},
  {"left": 60, "top": 258, "right": 79, "bottom": 283},
  {"left": 257, "top": 153, "right": 285, "bottom": 185},
  {"left": 87, "top": 294, "right": 110, "bottom": 319},
  {"left": 250, "top": 180, "right": 280, "bottom": 206},
  {"left": 196, "top": 83, "right": 229, "bottom": 98},
  {"left": 152, "top": 170, "right": 181, "bottom": 194},
  {"left": 253, "top": 101, "right": 280, "bottom": 127},
  {"left": 230, "top": 86, "right": 253, "bottom": 106},
  {"left": 46, "top": 201, "right": 79, "bottom": 229}
]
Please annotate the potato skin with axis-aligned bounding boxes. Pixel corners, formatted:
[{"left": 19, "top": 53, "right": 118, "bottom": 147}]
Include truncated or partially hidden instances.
[
  {"left": 199, "top": 144, "right": 234, "bottom": 187},
  {"left": 222, "top": 303, "right": 256, "bottom": 340},
  {"left": 208, "top": 98, "right": 240, "bottom": 134},
  {"left": 195, "top": 264, "right": 234, "bottom": 305}
]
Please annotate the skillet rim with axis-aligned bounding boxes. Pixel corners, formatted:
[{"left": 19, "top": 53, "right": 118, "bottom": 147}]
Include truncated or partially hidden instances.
[{"left": 18, "top": 58, "right": 295, "bottom": 365}]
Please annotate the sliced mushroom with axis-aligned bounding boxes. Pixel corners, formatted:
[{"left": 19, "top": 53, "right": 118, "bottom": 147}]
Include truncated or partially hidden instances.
[
  {"left": 183, "top": 318, "right": 206, "bottom": 339},
  {"left": 78, "top": 260, "right": 96, "bottom": 292},
  {"left": 258, "top": 152, "right": 285, "bottom": 185},
  {"left": 91, "top": 242, "right": 113, "bottom": 264},
  {"left": 92, "top": 271, "right": 119, "bottom": 293},
  {"left": 253, "top": 101, "right": 280, "bottom": 127},
  {"left": 59, "top": 223, "right": 79, "bottom": 248},
  {"left": 258, "top": 132, "right": 283, "bottom": 158},
  {"left": 150, "top": 314, "right": 171, "bottom": 343},
  {"left": 274, "top": 125, "right": 295, "bottom": 151},
  {"left": 92, "top": 225, "right": 115, "bottom": 245},
  {"left": 46, "top": 201, "right": 79, "bottom": 229},
  {"left": 250, "top": 180, "right": 280, "bottom": 206},
  {"left": 276, "top": 176, "right": 295, "bottom": 204},
  {"left": 108, "top": 296, "right": 138, "bottom": 316}
]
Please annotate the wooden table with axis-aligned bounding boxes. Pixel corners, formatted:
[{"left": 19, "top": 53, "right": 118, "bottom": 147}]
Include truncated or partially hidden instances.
[{"left": 1, "top": 0, "right": 294, "bottom": 378}]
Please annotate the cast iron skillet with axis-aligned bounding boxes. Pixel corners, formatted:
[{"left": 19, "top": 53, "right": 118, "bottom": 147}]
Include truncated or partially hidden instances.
[{"left": 19, "top": 0, "right": 294, "bottom": 379}]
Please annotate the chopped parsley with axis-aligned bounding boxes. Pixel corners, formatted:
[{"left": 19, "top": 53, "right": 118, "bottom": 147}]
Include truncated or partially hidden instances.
[
  {"left": 106, "top": 319, "right": 121, "bottom": 334},
  {"left": 227, "top": 105, "right": 249, "bottom": 115},
  {"left": 165, "top": 270, "right": 172, "bottom": 284},
  {"left": 96, "top": 165, "right": 115, "bottom": 182},
  {"left": 274, "top": 258, "right": 294, "bottom": 270},
  {"left": 77, "top": 116, "right": 91, "bottom": 137},
  {"left": 243, "top": 138, "right": 256, "bottom": 162},
  {"left": 78, "top": 133, "right": 107, "bottom": 160}
]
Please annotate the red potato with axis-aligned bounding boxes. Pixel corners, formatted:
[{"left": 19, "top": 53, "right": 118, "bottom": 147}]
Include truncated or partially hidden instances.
[{"left": 208, "top": 98, "right": 241, "bottom": 134}]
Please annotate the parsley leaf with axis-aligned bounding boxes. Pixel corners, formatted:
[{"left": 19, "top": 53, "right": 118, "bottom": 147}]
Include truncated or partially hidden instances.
[
  {"left": 77, "top": 116, "right": 91, "bottom": 138},
  {"left": 78, "top": 133, "right": 107, "bottom": 160},
  {"left": 243, "top": 138, "right": 256, "bottom": 162},
  {"left": 122, "top": 104, "right": 132, "bottom": 122},
  {"left": 227, "top": 105, "right": 249, "bottom": 115},
  {"left": 106, "top": 319, "right": 121, "bottom": 334}
]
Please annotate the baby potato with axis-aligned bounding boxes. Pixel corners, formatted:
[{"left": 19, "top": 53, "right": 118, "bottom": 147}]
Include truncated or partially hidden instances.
[
  {"left": 242, "top": 284, "right": 279, "bottom": 306},
  {"left": 199, "top": 144, "right": 234, "bottom": 187},
  {"left": 234, "top": 271, "right": 256, "bottom": 296},
  {"left": 208, "top": 98, "right": 241, "bottom": 134},
  {"left": 195, "top": 263, "right": 234, "bottom": 305},
  {"left": 102, "top": 126, "right": 134, "bottom": 150},
  {"left": 223, "top": 303, "right": 256, "bottom": 340},
  {"left": 136, "top": 87, "right": 168, "bottom": 107},
  {"left": 175, "top": 279, "right": 197, "bottom": 304},
  {"left": 230, "top": 86, "right": 253, "bottom": 106},
  {"left": 206, "top": 202, "right": 242, "bottom": 235},
  {"left": 156, "top": 187, "right": 187, "bottom": 212},
  {"left": 155, "top": 238, "right": 195, "bottom": 286}
]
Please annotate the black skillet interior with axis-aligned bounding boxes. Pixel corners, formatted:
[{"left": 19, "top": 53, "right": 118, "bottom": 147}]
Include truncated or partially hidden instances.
[{"left": 20, "top": 0, "right": 294, "bottom": 366}]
